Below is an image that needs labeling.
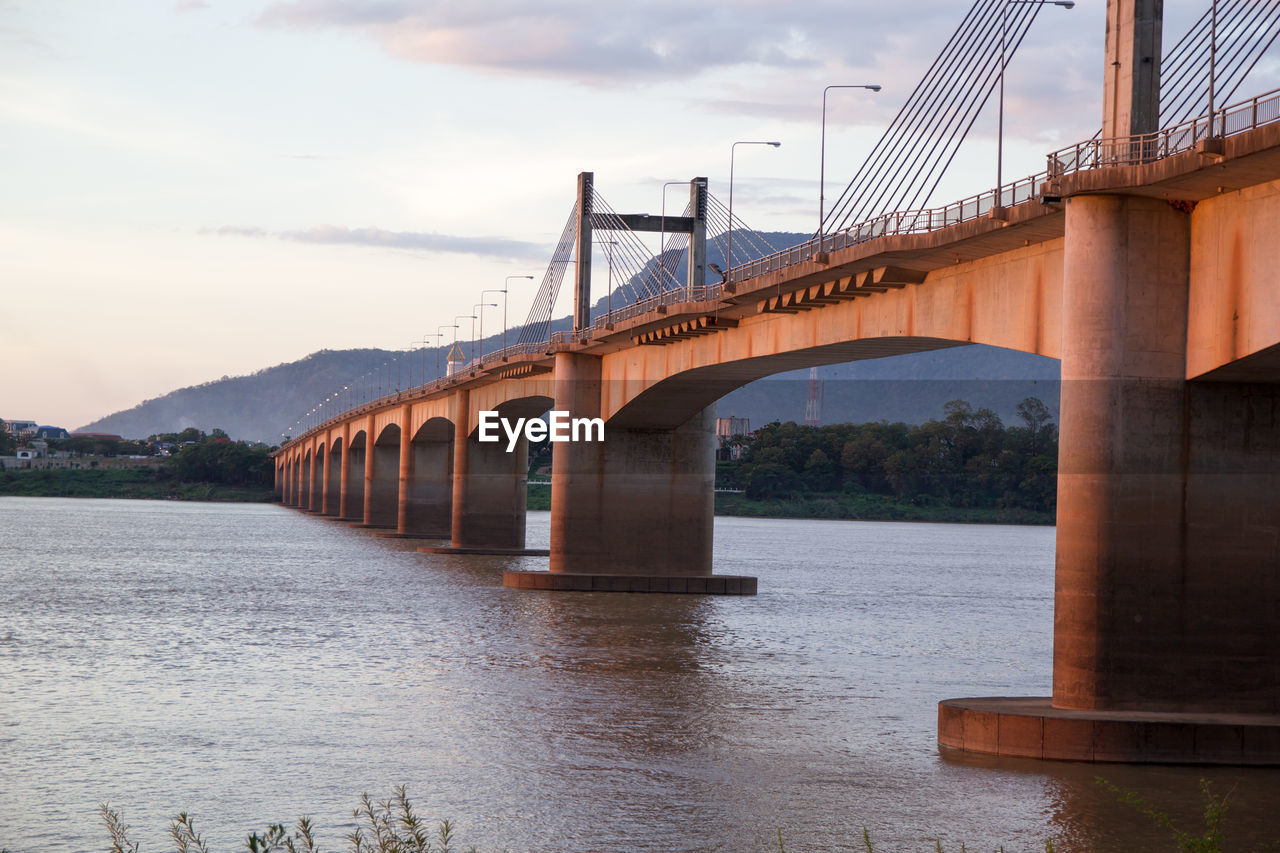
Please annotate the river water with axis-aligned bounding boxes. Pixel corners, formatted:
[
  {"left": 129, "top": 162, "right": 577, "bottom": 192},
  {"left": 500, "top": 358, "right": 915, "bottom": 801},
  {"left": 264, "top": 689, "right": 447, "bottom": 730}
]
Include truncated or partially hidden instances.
[{"left": 0, "top": 497, "right": 1276, "bottom": 852}]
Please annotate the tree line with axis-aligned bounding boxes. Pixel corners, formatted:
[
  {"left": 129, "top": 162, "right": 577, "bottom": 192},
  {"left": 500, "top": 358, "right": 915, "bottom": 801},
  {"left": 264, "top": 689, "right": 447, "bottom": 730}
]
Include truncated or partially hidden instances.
[{"left": 718, "top": 397, "right": 1057, "bottom": 513}]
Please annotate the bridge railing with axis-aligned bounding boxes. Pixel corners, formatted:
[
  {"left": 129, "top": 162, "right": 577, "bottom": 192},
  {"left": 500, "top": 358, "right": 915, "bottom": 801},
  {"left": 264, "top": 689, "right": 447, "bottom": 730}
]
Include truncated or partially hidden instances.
[
  {"left": 729, "top": 170, "right": 1047, "bottom": 283},
  {"left": 1047, "top": 86, "right": 1280, "bottom": 176}
]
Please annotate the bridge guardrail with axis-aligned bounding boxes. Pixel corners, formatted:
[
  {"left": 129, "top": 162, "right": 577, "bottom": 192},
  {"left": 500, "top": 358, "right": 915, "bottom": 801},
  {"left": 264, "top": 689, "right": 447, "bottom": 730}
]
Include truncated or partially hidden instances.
[
  {"left": 1047, "top": 86, "right": 1280, "bottom": 176},
  {"left": 730, "top": 171, "right": 1047, "bottom": 283}
]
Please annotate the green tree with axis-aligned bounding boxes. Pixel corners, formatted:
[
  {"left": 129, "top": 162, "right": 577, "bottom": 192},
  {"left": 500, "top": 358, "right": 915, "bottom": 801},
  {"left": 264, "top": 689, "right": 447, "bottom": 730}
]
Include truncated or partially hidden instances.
[{"left": 0, "top": 421, "right": 14, "bottom": 456}]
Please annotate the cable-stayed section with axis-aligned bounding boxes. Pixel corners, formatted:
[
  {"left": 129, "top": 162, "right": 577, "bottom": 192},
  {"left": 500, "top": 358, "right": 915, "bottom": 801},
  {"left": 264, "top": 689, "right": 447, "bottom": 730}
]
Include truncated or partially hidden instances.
[
  {"left": 1158, "top": 0, "right": 1280, "bottom": 129},
  {"left": 823, "top": 0, "right": 1048, "bottom": 235},
  {"left": 516, "top": 204, "right": 578, "bottom": 345}
]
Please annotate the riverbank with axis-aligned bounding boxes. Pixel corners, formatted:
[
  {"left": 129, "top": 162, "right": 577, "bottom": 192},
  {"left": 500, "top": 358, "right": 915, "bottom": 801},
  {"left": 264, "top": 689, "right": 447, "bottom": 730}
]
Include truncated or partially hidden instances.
[
  {"left": 714, "top": 491, "right": 1053, "bottom": 524},
  {"left": 528, "top": 482, "right": 1051, "bottom": 524},
  {"left": 1, "top": 471, "right": 1051, "bottom": 524},
  {"left": 0, "top": 467, "right": 276, "bottom": 502}
]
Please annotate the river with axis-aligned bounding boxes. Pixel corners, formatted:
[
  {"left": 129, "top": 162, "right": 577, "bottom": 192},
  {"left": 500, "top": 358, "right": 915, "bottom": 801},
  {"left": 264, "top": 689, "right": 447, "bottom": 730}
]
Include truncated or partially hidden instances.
[{"left": 0, "top": 497, "right": 1276, "bottom": 852}]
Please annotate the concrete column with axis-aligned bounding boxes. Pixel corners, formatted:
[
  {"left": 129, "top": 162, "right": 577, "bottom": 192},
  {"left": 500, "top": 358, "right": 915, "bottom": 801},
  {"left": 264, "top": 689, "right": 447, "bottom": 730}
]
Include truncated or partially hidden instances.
[
  {"left": 450, "top": 390, "right": 528, "bottom": 549},
  {"left": 1055, "top": 194, "right": 1280, "bottom": 714},
  {"left": 573, "top": 171, "right": 594, "bottom": 332},
  {"left": 307, "top": 441, "right": 320, "bottom": 511},
  {"left": 344, "top": 430, "right": 366, "bottom": 521},
  {"left": 1102, "top": 0, "right": 1162, "bottom": 139},
  {"left": 323, "top": 436, "right": 341, "bottom": 515},
  {"left": 338, "top": 423, "right": 351, "bottom": 519},
  {"left": 362, "top": 414, "right": 376, "bottom": 524},
  {"left": 319, "top": 441, "right": 331, "bottom": 514},
  {"left": 548, "top": 352, "right": 715, "bottom": 577},
  {"left": 403, "top": 421, "right": 452, "bottom": 536},
  {"left": 396, "top": 405, "right": 413, "bottom": 533},
  {"left": 364, "top": 419, "right": 400, "bottom": 529}
]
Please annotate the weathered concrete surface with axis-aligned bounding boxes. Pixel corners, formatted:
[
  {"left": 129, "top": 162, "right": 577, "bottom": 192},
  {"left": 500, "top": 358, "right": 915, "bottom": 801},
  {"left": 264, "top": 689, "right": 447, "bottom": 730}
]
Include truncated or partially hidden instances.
[
  {"left": 1188, "top": 177, "right": 1280, "bottom": 378},
  {"left": 1055, "top": 194, "right": 1280, "bottom": 715}
]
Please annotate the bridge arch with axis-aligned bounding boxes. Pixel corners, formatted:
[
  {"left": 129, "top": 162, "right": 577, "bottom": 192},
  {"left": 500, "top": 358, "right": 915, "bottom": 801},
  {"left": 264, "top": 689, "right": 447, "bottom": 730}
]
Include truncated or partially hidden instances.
[
  {"left": 367, "top": 423, "right": 400, "bottom": 527},
  {"left": 323, "top": 435, "right": 342, "bottom": 515},
  {"left": 403, "top": 416, "right": 454, "bottom": 536},
  {"left": 606, "top": 336, "right": 969, "bottom": 430}
]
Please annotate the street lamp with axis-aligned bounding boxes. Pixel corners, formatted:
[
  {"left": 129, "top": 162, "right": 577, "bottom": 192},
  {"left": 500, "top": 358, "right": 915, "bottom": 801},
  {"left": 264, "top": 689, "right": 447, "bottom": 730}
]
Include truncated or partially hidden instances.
[
  {"left": 478, "top": 289, "right": 505, "bottom": 360},
  {"left": 727, "top": 140, "right": 781, "bottom": 281},
  {"left": 499, "top": 275, "right": 534, "bottom": 358},
  {"left": 819, "top": 84, "right": 881, "bottom": 248},
  {"left": 472, "top": 302, "right": 498, "bottom": 362},
  {"left": 998, "top": 1, "right": 1073, "bottom": 202},
  {"left": 421, "top": 332, "right": 443, "bottom": 383},
  {"left": 595, "top": 239, "right": 617, "bottom": 324},
  {"left": 453, "top": 314, "right": 476, "bottom": 368}
]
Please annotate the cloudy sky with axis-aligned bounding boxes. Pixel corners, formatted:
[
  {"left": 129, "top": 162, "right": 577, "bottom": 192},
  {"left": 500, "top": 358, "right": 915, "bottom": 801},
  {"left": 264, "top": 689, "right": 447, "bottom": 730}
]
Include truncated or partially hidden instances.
[{"left": 0, "top": 1, "right": 1236, "bottom": 429}]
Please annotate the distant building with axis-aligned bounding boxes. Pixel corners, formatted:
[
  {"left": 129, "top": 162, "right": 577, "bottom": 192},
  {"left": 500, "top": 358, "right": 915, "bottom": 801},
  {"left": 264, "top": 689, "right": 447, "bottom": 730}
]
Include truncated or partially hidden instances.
[
  {"left": 4, "top": 420, "right": 37, "bottom": 436},
  {"left": 35, "top": 426, "right": 69, "bottom": 440},
  {"left": 445, "top": 341, "right": 466, "bottom": 377},
  {"left": 715, "top": 416, "right": 750, "bottom": 461}
]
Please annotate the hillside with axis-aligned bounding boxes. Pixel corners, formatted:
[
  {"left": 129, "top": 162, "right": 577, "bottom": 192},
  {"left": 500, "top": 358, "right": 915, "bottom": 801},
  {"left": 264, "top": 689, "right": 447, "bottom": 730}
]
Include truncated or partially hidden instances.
[{"left": 79, "top": 232, "right": 1061, "bottom": 441}]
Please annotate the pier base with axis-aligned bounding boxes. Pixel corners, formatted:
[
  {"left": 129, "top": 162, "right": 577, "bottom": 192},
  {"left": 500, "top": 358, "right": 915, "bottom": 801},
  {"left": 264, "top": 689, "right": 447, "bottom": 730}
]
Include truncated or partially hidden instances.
[
  {"left": 938, "top": 698, "right": 1280, "bottom": 765},
  {"left": 420, "top": 546, "right": 550, "bottom": 556},
  {"left": 504, "top": 571, "right": 757, "bottom": 595}
]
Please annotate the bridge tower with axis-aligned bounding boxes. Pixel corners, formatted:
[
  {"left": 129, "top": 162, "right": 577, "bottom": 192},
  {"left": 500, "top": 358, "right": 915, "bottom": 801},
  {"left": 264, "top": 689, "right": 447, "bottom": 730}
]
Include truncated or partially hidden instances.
[{"left": 572, "top": 173, "right": 710, "bottom": 333}]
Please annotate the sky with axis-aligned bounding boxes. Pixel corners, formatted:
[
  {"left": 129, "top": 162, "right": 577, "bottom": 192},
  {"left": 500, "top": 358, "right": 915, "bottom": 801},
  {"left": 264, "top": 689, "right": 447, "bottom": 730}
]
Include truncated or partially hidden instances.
[{"left": 0, "top": 0, "right": 1249, "bottom": 430}]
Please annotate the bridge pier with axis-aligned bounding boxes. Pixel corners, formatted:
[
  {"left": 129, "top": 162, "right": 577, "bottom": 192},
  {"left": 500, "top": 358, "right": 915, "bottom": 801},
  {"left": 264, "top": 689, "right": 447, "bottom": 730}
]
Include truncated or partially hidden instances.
[
  {"left": 344, "top": 433, "right": 366, "bottom": 521},
  {"left": 418, "top": 389, "right": 534, "bottom": 555},
  {"left": 321, "top": 438, "right": 341, "bottom": 515},
  {"left": 940, "top": 194, "right": 1280, "bottom": 763},
  {"left": 393, "top": 414, "right": 452, "bottom": 538},
  {"left": 505, "top": 352, "right": 755, "bottom": 593}
]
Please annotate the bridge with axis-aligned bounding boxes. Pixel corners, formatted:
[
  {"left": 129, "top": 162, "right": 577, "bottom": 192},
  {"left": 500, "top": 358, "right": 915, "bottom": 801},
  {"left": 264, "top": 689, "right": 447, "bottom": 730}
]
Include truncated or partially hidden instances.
[{"left": 272, "top": 0, "right": 1280, "bottom": 764}]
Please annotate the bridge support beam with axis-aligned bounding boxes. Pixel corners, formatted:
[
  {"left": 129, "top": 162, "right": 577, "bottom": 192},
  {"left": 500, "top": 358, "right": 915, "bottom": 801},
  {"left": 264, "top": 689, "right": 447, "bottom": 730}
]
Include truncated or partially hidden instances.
[
  {"left": 343, "top": 433, "right": 366, "bottom": 522},
  {"left": 505, "top": 352, "right": 754, "bottom": 594},
  {"left": 322, "top": 438, "right": 341, "bottom": 515},
  {"left": 940, "top": 194, "right": 1280, "bottom": 764},
  {"left": 395, "top": 413, "right": 453, "bottom": 538},
  {"left": 361, "top": 421, "right": 399, "bottom": 529},
  {"left": 419, "top": 389, "right": 530, "bottom": 553}
]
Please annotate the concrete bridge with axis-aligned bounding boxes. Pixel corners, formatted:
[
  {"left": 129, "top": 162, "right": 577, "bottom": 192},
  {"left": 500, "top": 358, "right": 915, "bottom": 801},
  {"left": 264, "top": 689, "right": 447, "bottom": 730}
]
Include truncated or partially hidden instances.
[{"left": 273, "top": 0, "right": 1280, "bottom": 763}]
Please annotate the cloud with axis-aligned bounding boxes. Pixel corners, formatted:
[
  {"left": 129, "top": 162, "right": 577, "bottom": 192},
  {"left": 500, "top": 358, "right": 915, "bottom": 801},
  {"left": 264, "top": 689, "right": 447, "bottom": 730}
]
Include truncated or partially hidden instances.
[
  {"left": 209, "top": 224, "right": 547, "bottom": 261},
  {"left": 255, "top": 0, "right": 961, "bottom": 84},
  {"left": 174, "top": 0, "right": 209, "bottom": 10}
]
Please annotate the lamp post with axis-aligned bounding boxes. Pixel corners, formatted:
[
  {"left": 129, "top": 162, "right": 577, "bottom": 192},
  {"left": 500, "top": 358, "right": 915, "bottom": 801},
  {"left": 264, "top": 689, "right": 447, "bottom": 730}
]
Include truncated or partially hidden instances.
[
  {"left": 478, "top": 289, "right": 505, "bottom": 360},
  {"left": 998, "top": 0, "right": 1074, "bottom": 201},
  {"left": 595, "top": 239, "right": 617, "bottom": 324},
  {"left": 421, "top": 333, "right": 442, "bottom": 384},
  {"left": 454, "top": 314, "right": 476, "bottom": 368},
  {"left": 472, "top": 301, "right": 498, "bottom": 361},
  {"left": 499, "top": 275, "right": 534, "bottom": 358},
  {"left": 819, "top": 84, "right": 880, "bottom": 248},
  {"left": 727, "top": 140, "right": 781, "bottom": 280}
]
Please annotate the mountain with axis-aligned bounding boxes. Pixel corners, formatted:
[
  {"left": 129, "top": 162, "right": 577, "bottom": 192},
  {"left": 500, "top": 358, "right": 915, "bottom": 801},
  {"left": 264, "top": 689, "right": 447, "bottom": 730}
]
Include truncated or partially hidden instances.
[{"left": 78, "top": 231, "right": 1061, "bottom": 441}]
